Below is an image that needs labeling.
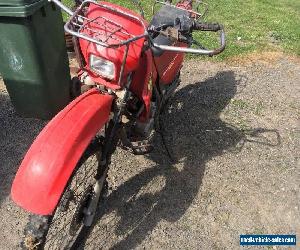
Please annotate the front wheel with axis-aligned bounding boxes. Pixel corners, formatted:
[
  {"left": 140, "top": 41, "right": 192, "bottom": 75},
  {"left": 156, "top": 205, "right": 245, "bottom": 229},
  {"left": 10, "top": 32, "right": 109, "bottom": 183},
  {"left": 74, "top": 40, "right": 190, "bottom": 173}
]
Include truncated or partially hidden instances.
[{"left": 22, "top": 140, "right": 107, "bottom": 250}]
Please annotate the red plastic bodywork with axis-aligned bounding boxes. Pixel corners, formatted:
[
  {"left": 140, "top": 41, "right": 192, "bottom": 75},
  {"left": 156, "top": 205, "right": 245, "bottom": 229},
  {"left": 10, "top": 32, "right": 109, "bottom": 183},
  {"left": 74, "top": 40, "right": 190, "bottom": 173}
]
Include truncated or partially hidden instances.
[
  {"left": 79, "top": 1, "right": 157, "bottom": 121},
  {"left": 79, "top": 2, "right": 186, "bottom": 120},
  {"left": 154, "top": 42, "right": 187, "bottom": 84},
  {"left": 11, "top": 89, "right": 113, "bottom": 215},
  {"left": 131, "top": 50, "right": 157, "bottom": 121},
  {"left": 79, "top": 2, "right": 147, "bottom": 88}
]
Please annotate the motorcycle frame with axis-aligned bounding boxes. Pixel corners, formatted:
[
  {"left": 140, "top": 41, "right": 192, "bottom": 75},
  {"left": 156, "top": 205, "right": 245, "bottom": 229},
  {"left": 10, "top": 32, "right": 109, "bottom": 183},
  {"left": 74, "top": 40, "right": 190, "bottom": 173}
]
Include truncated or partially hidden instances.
[{"left": 11, "top": 0, "right": 225, "bottom": 215}]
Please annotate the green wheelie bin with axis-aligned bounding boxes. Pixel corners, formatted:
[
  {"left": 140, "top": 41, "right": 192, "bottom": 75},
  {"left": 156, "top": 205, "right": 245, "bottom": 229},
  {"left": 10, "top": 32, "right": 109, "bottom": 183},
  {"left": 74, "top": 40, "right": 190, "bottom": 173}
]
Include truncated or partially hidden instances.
[{"left": 0, "top": 0, "right": 71, "bottom": 119}]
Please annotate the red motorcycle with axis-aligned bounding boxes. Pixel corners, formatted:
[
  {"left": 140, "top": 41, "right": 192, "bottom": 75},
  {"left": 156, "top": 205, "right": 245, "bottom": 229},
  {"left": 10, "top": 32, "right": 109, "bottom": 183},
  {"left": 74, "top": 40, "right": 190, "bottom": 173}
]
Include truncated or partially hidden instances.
[{"left": 11, "top": 0, "right": 225, "bottom": 248}]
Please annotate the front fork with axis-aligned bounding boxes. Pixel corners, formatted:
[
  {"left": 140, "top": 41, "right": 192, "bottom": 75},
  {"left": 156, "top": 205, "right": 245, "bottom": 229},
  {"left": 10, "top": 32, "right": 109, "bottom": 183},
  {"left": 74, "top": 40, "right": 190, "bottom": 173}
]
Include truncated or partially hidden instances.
[
  {"left": 83, "top": 79, "right": 133, "bottom": 226},
  {"left": 83, "top": 74, "right": 179, "bottom": 225}
]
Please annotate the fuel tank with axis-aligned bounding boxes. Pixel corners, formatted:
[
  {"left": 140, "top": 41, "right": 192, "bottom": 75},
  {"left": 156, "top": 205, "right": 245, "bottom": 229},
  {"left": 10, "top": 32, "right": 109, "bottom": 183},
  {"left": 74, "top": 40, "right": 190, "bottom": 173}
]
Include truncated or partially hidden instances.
[{"left": 153, "top": 43, "right": 186, "bottom": 84}]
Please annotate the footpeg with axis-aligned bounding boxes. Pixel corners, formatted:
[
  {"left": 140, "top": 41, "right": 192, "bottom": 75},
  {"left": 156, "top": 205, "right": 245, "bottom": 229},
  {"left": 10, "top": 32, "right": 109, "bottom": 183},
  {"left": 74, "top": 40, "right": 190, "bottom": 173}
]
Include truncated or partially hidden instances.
[
  {"left": 129, "top": 139, "right": 154, "bottom": 155},
  {"left": 120, "top": 129, "right": 154, "bottom": 155}
]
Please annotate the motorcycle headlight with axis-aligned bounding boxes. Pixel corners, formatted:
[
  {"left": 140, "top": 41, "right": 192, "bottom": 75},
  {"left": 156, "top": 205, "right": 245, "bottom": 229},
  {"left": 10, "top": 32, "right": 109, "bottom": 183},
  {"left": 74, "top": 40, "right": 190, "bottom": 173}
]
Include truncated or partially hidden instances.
[{"left": 89, "top": 54, "right": 115, "bottom": 80}]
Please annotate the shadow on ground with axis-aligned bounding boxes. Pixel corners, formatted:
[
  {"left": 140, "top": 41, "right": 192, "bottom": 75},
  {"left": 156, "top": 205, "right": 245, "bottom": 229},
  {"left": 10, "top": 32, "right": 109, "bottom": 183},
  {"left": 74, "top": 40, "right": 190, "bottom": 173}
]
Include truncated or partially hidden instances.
[
  {"left": 77, "top": 71, "right": 280, "bottom": 249},
  {"left": 0, "top": 93, "right": 45, "bottom": 205}
]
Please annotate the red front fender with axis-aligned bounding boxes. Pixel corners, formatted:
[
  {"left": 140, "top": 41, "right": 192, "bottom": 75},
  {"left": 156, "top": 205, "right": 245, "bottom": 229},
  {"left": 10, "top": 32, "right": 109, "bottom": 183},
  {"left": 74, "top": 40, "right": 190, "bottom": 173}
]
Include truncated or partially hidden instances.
[{"left": 11, "top": 88, "right": 113, "bottom": 215}]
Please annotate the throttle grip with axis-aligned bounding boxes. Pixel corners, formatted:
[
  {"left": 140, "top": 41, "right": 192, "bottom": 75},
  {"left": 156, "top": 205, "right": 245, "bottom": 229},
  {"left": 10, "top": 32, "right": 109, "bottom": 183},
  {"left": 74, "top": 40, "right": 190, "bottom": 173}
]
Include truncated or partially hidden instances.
[{"left": 193, "top": 22, "right": 222, "bottom": 32}]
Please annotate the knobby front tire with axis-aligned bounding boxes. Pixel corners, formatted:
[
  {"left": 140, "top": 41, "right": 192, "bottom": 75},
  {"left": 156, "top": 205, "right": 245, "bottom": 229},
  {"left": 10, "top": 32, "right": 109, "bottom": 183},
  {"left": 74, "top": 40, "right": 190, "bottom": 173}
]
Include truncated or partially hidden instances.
[{"left": 21, "top": 140, "right": 107, "bottom": 250}]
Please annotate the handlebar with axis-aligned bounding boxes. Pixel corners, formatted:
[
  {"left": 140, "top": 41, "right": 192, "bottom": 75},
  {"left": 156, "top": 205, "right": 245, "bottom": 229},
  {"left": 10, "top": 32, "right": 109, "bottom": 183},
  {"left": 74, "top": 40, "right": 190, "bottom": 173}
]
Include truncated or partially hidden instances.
[
  {"left": 193, "top": 22, "right": 223, "bottom": 32},
  {"left": 152, "top": 21, "right": 226, "bottom": 56}
]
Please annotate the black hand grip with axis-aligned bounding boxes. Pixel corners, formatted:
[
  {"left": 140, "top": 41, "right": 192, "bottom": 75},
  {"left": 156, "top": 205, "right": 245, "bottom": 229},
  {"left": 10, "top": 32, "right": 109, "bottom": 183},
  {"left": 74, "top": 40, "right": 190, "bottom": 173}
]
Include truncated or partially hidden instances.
[{"left": 193, "top": 22, "right": 222, "bottom": 32}]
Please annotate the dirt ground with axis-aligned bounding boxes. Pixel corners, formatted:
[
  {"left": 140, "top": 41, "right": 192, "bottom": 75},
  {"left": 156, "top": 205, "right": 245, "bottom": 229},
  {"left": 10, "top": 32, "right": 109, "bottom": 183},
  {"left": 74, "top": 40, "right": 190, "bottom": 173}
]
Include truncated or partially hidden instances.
[{"left": 0, "top": 53, "right": 299, "bottom": 249}]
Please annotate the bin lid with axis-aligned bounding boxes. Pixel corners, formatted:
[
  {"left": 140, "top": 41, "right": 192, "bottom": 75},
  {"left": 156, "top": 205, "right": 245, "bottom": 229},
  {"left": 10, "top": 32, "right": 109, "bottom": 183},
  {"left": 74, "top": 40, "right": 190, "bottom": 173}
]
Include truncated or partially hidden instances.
[
  {"left": 0, "top": 0, "right": 41, "bottom": 6},
  {"left": 0, "top": 0, "right": 48, "bottom": 17}
]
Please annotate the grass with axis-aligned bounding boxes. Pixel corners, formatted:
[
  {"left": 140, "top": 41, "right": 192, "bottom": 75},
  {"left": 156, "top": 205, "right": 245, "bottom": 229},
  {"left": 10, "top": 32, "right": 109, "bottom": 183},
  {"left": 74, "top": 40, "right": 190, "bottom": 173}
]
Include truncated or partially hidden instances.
[
  {"left": 62, "top": 0, "right": 300, "bottom": 60},
  {"left": 231, "top": 99, "right": 249, "bottom": 109}
]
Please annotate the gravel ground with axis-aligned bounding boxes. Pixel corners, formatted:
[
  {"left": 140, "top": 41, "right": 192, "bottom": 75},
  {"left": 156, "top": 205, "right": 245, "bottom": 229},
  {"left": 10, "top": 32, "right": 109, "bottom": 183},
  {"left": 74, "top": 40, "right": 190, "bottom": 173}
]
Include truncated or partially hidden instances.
[{"left": 0, "top": 53, "right": 299, "bottom": 249}]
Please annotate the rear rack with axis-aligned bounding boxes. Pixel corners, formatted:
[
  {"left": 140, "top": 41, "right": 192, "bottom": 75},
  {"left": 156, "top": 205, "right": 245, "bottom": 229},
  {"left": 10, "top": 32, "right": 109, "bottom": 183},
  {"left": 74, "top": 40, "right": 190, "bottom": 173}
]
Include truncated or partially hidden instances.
[{"left": 64, "top": 0, "right": 148, "bottom": 48}]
